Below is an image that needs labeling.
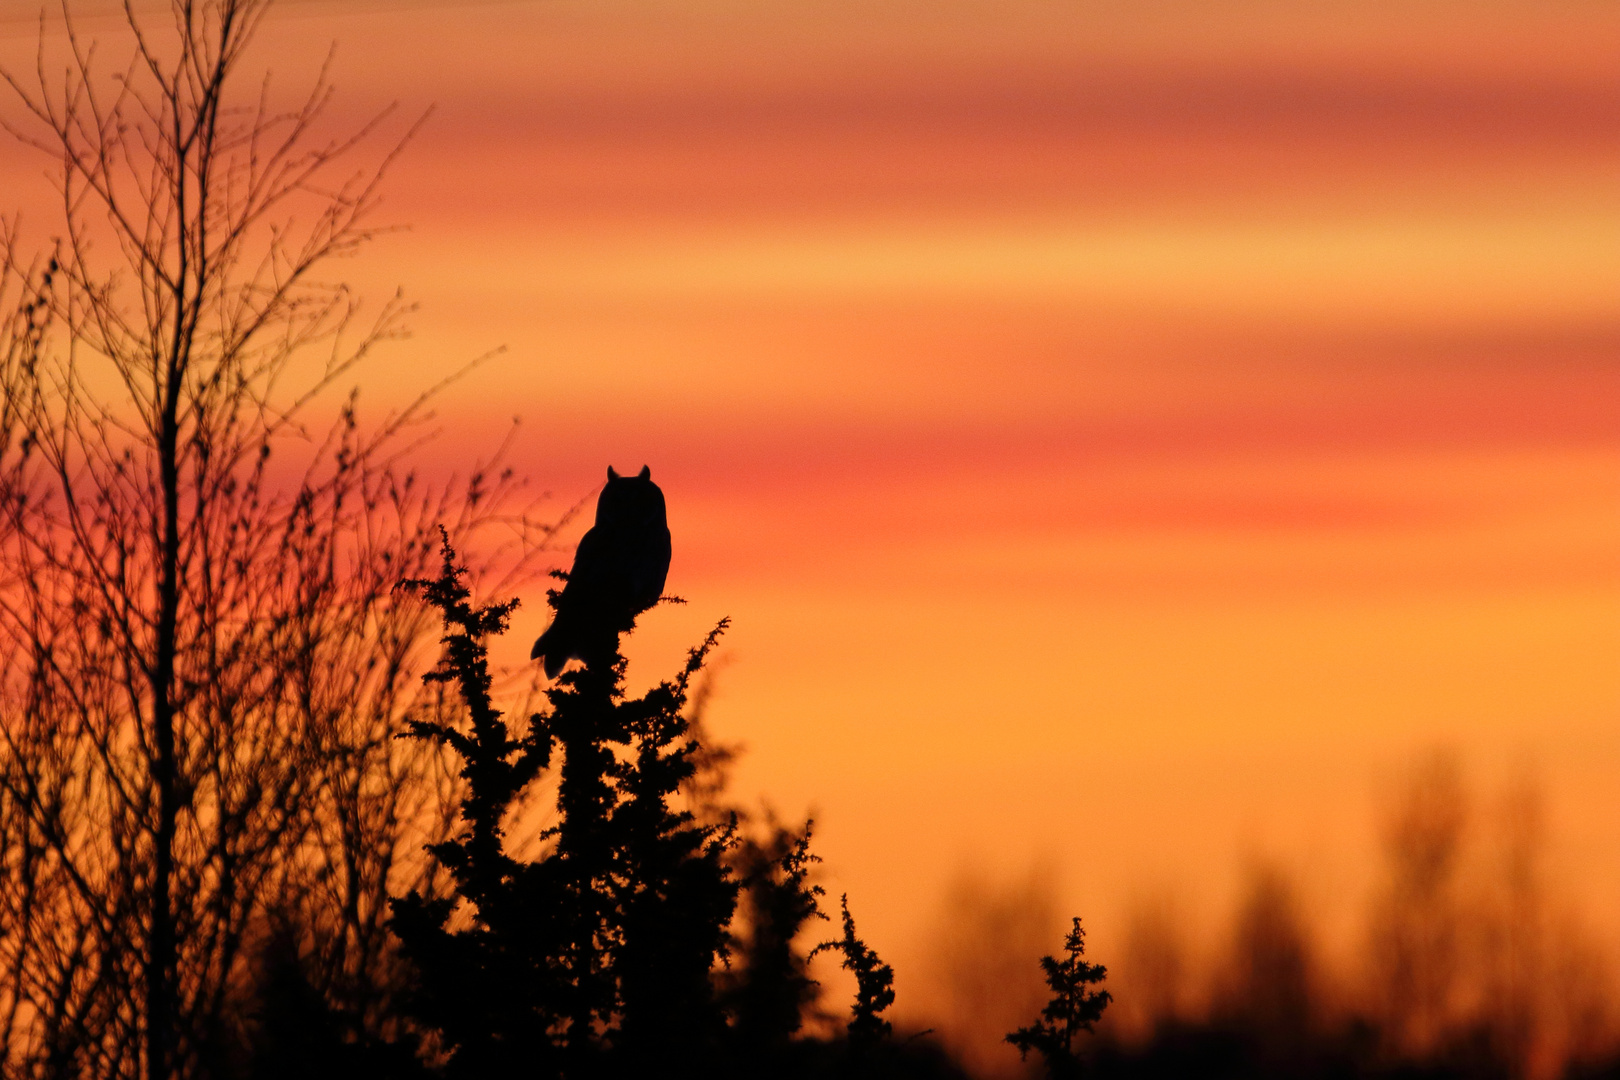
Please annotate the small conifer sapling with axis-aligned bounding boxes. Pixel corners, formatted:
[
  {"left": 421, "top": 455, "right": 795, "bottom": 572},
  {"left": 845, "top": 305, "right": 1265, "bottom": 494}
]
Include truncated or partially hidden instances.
[
  {"left": 1007, "top": 917, "right": 1112, "bottom": 1079},
  {"left": 814, "top": 894, "right": 896, "bottom": 1057}
]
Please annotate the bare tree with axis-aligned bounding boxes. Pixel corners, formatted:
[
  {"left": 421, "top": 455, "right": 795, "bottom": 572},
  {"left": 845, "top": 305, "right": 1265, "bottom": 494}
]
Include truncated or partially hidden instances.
[
  {"left": 919, "top": 864, "right": 1059, "bottom": 1078},
  {"left": 0, "top": 3, "right": 550, "bottom": 1078},
  {"left": 1364, "top": 751, "right": 1470, "bottom": 1059},
  {"left": 1114, "top": 890, "right": 1191, "bottom": 1040},
  {"left": 1214, "top": 865, "right": 1318, "bottom": 1044}
]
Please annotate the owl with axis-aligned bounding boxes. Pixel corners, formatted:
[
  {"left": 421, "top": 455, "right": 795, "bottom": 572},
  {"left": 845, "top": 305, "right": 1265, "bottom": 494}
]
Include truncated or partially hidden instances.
[{"left": 530, "top": 465, "right": 672, "bottom": 678}]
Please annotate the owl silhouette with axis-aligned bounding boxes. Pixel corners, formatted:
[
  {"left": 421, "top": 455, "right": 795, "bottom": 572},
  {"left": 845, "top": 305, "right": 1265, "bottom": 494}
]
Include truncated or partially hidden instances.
[{"left": 530, "top": 465, "right": 672, "bottom": 678}]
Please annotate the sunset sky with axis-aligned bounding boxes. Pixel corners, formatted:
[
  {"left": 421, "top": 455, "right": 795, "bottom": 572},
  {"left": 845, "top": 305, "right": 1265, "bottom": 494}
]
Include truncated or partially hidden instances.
[{"left": 4, "top": 0, "right": 1618, "bottom": 1049}]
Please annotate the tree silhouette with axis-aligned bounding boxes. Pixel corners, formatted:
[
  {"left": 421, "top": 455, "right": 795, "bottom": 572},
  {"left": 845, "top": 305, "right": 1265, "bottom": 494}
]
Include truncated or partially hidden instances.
[
  {"left": 815, "top": 894, "right": 897, "bottom": 1057},
  {"left": 389, "top": 536, "right": 737, "bottom": 1078},
  {"left": 386, "top": 536, "right": 561, "bottom": 1078},
  {"left": 0, "top": 3, "right": 547, "bottom": 1076},
  {"left": 1008, "top": 918, "right": 1112, "bottom": 1079},
  {"left": 1365, "top": 751, "right": 1470, "bottom": 1061},
  {"left": 724, "top": 823, "right": 828, "bottom": 1058},
  {"left": 386, "top": 533, "right": 974, "bottom": 1080},
  {"left": 0, "top": 7, "right": 1121, "bottom": 1080}
]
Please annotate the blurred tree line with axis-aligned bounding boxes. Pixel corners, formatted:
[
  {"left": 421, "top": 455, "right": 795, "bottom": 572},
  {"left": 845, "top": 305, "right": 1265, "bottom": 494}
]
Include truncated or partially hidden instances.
[
  {"left": 1079, "top": 751, "right": 1620, "bottom": 1080},
  {"left": 917, "top": 752, "right": 1620, "bottom": 1080}
]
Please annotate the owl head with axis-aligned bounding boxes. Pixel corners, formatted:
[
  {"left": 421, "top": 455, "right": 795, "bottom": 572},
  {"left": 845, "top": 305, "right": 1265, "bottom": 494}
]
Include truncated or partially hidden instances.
[{"left": 596, "top": 465, "right": 667, "bottom": 529}]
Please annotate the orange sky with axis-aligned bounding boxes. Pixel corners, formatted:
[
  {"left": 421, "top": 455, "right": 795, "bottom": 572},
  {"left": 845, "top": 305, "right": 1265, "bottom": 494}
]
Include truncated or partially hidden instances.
[{"left": 5, "top": 0, "right": 1619, "bottom": 1048}]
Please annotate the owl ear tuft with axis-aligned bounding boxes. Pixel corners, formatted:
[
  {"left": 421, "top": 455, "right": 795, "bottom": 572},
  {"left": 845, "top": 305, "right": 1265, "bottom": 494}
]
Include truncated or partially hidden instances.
[
  {"left": 607, "top": 466, "right": 619, "bottom": 481},
  {"left": 638, "top": 465, "right": 651, "bottom": 480}
]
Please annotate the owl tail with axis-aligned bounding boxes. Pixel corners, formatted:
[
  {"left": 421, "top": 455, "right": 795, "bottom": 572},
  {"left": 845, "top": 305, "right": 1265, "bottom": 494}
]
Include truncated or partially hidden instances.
[{"left": 530, "top": 619, "right": 570, "bottom": 679}]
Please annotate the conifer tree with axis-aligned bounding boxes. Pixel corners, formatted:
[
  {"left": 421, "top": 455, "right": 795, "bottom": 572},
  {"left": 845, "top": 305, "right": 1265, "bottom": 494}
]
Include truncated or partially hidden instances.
[
  {"left": 385, "top": 533, "right": 978, "bottom": 1080},
  {"left": 388, "top": 535, "right": 560, "bottom": 1079},
  {"left": 815, "top": 894, "right": 897, "bottom": 1059},
  {"left": 1008, "top": 917, "right": 1112, "bottom": 1079},
  {"left": 726, "top": 824, "right": 829, "bottom": 1057},
  {"left": 607, "top": 619, "right": 739, "bottom": 1068},
  {"left": 388, "top": 535, "right": 738, "bottom": 1078}
]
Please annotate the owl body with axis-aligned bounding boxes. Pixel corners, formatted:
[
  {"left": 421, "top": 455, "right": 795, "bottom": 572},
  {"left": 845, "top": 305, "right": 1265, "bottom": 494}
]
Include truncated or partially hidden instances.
[{"left": 531, "top": 465, "right": 671, "bottom": 678}]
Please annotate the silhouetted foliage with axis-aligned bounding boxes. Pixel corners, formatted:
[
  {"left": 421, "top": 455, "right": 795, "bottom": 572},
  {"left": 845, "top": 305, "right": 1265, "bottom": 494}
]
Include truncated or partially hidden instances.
[
  {"left": 815, "top": 894, "right": 897, "bottom": 1054},
  {"left": 247, "top": 929, "right": 354, "bottom": 1080},
  {"left": 383, "top": 532, "right": 983, "bottom": 1080},
  {"left": 1009, "top": 917, "right": 1113, "bottom": 1078},
  {"left": 389, "top": 535, "right": 738, "bottom": 1078},
  {"left": 1086, "top": 761, "right": 1620, "bottom": 1080},
  {"left": 386, "top": 536, "right": 561, "bottom": 1078},
  {"left": 0, "top": 7, "right": 1123, "bottom": 1080},
  {"left": 604, "top": 616, "right": 736, "bottom": 1070},
  {"left": 1216, "top": 867, "right": 1318, "bottom": 1048},
  {"left": 246, "top": 926, "right": 428, "bottom": 1080},
  {"left": 1368, "top": 752, "right": 1471, "bottom": 1062},
  {"left": 725, "top": 823, "right": 829, "bottom": 1056},
  {"left": 0, "top": 4, "right": 547, "bottom": 1078}
]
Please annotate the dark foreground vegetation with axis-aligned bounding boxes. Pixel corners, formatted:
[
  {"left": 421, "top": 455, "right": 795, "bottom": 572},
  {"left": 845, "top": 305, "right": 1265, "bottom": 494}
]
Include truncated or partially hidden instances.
[
  {"left": 1088, "top": 991, "right": 1620, "bottom": 1080},
  {"left": 2, "top": 3, "right": 1618, "bottom": 1080},
  {"left": 919, "top": 751, "right": 1620, "bottom": 1080},
  {"left": 0, "top": 2, "right": 1070, "bottom": 1076},
  {"left": 1089, "top": 753, "right": 1619, "bottom": 1080},
  {"left": 247, "top": 532, "right": 985, "bottom": 1080}
]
